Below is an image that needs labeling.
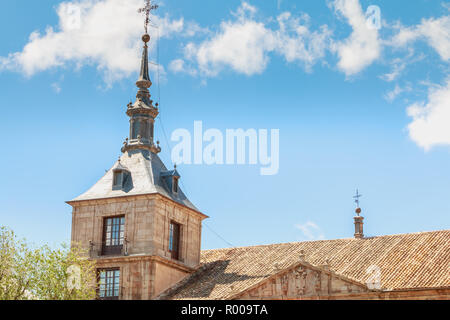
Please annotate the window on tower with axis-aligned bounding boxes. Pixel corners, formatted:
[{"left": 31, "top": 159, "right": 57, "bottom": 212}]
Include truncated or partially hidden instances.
[
  {"left": 98, "top": 268, "right": 120, "bottom": 300},
  {"left": 132, "top": 120, "right": 141, "bottom": 139},
  {"left": 169, "top": 222, "right": 181, "bottom": 261},
  {"left": 102, "top": 216, "right": 125, "bottom": 256}
]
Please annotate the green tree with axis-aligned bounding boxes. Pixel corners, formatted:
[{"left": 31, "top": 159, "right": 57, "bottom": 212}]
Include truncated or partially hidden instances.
[{"left": 0, "top": 227, "right": 97, "bottom": 300}]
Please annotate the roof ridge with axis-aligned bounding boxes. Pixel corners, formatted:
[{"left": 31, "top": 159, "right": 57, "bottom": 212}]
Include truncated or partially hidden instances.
[{"left": 201, "top": 229, "right": 450, "bottom": 253}]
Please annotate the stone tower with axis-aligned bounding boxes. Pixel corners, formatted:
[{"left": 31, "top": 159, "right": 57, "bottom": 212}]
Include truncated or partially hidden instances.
[{"left": 67, "top": 32, "right": 208, "bottom": 300}]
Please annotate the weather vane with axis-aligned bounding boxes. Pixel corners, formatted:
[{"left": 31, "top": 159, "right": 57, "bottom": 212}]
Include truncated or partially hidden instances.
[
  {"left": 353, "top": 189, "right": 362, "bottom": 209},
  {"left": 138, "top": 0, "right": 159, "bottom": 34}
]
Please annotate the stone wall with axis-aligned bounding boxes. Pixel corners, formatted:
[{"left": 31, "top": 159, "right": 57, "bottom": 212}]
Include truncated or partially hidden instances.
[
  {"left": 236, "top": 263, "right": 368, "bottom": 300},
  {"left": 69, "top": 193, "right": 205, "bottom": 299}
]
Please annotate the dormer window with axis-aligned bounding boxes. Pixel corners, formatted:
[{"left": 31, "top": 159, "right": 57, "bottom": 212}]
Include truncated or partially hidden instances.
[
  {"left": 113, "top": 171, "right": 124, "bottom": 188},
  {"left": 112, "top": 160, "right": 130, "bottom": 190},
  {"left": 173, "top": 177, "right": 179, "bottom": 194},
  {"left": 161, "top": 168, "right": 181, "bottom": 196}
]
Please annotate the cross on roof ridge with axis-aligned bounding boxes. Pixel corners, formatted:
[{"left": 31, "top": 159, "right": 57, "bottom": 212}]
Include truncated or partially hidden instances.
[{"left": 353, "top": 189, "right": 362, "bottom": 208}]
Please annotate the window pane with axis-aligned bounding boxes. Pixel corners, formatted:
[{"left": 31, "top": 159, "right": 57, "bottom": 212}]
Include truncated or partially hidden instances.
[
  {"left": 98, "top": 269, "right": 120, "bottom": 299},
  {"left": 103, "top": 217, "right": 125, "bottom": 250},
  {"left": 113, "top": 172, "right": 123, "bottom": 186},
  {"left": 169, "top": 222, "right": 181, "bottom": 260},
  {"left": 169, "top": 224, "right": 174, "bottom": 251}
]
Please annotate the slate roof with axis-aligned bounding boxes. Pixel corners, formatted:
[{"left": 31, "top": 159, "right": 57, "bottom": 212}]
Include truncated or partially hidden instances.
[
  {"left": 69, "top": 149, "right": 199, "bottom": 212},
  {"left": 158, "top": 230, "right": 450, "bottom": 300}
]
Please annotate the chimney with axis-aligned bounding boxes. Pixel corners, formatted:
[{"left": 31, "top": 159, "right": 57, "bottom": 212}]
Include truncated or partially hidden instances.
[{"left": 354, "top": 208, "right": 364, "bottom": 239}]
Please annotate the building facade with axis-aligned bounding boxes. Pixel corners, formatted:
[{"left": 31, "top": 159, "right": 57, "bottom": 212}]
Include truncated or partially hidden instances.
[
  {"left": 68, "top": 30, "right": 449, "bottom": 301},
  {"left": 67, "top": 33, "right": 207, "bottom": 300}
]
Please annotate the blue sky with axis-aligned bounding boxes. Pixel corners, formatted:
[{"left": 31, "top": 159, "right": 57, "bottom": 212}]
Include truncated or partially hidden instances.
[{"left": 0, "top": 0, "right": 449, "bottom": 250}]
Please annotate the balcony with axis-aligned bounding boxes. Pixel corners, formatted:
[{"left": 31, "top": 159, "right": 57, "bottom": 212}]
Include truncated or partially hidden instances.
[{"left": 87, "top": 240, "right": 156, "bottom": 259}]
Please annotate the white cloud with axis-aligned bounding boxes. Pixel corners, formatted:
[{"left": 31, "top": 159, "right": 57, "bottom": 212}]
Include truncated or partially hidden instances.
[
  {"left": 391, "top": 15, "right": 450, "bottom": 62},
  {"left": 171, "top": 2, "right": 332, "bottom": 77},
  {"left": 169, "top": 59, "right": 185, "bottom": 73},
  {"left": 190, "top": 3, "right": 274, "bottom": 77},
  {"left": 379, "top": 49, "right": 425, "bottom": 83},
  {"left": 274, "top": 12, "right": 332, "bottom": 71},
  {"left": 380, "top": 58, "right": 407, "bottom": 82},
  {"left": 407, "top": 79, "right": 450, "bottom": 150},
  {"left": 0, "top": 0, "right": 186, "bottom": 85},
  {"left": 51, "top": 82, "right": 62, "bottom": 94},
  {"left": 384, "top": 84, "right": 412, "bottom": 102},
  {"left": 331, "top": 0, "right": 381, "bottom": 76},
  {"left": 183, "top": 21, "right": 210, "bottom": 38},
  {"left": 444, "top": 2, "right": 450, "bottom": 12},
  {"left": 168, "top": 58, "right": 197, "bottom": 76},
  {"left": 294, "top": 221, "right": 325, "bottom": 241}
]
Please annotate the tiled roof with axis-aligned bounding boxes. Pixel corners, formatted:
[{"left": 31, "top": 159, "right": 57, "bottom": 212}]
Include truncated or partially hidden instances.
[
  {"left": 68, "top": 149, "right": 199, "bottom": 211},
  {"left": 159, "top": 230, "right": 450, "bottom": 300}
]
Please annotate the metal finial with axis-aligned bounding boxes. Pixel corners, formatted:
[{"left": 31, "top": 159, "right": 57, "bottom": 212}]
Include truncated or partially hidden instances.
[
  {"left": 353, "top": 189, "right": 362, "bottom": 207},
  {"left": 353, "top": 189, "right": 363, "bottom": 215},
  {"left": 138, "top": 0, "right": 159, "bottom": 34}
]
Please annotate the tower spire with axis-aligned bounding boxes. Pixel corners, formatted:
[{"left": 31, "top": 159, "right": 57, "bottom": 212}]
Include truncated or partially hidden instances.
[
  {"left": 121, "top": 1, "right": 161, "bottom": 155},
  {"left": 135, "top": 0, "right": 158, "bottom": 102},
  {"left": 137, "top": 35, "right": 151, "bottom": 86},
  {"left": 135, "top": 34, "right": 152, "bottom": 105}
]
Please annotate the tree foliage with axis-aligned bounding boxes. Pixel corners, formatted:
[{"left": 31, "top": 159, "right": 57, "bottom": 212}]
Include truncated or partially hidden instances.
[{"left": 0, "top": 226, "right": 97, "bottom": 300}]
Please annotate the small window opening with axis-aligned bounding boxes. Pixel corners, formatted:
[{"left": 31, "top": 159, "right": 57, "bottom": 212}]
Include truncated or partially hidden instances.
[
  {"left": 113, "top": 171, "right": 123, "bottom": 187},
  {"left": 113, "top": 170, "right": 129, "bottom": 190},
  {"left": 173, "top": 177, "right": 179, "bottom": 194},
  {"left": 169, "top": 222, "right": 181, "bottom": 260}
]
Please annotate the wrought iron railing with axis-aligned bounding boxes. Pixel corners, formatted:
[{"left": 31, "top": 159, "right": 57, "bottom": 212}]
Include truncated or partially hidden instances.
[{"left": 87, "top": 240, "right": 156, "bottom": 258}]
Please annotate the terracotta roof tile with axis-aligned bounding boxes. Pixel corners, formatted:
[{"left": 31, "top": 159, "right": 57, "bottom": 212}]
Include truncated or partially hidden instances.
[{"left": 159, "top": 230, "right": 450, "bottom": 300}]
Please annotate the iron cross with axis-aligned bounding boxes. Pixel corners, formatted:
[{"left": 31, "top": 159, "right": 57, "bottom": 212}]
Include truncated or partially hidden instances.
[
  {"left": 138, "top": 0, "right": 159, "bottom": 34},
  {"left": 353, "top": 189, "right": 362, "bottom": 208}
]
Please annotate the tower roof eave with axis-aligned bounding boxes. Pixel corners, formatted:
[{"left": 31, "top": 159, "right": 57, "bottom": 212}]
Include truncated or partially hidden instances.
[{"left": 68, "top": 150, "right": 201, "bottom": 213}]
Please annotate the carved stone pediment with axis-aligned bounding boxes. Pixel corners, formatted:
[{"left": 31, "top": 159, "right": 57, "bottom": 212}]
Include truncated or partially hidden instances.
[{"left": 237, "top": 262, "right": 369, "bottom": 300}]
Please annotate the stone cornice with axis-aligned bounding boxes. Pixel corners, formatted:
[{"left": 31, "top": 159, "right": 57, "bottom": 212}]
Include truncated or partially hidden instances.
[
  {"left": 121, "top": 141, "right": 161, "bottom": 154},
  {"left": 93, "top": 254, "right": 197, "bottom": 273},
  {"left": 126, "top": 102, "right": 159, "bottom": 118},
  {"left": 66, "top": 192, "right": 209, "bottom": 220}
]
